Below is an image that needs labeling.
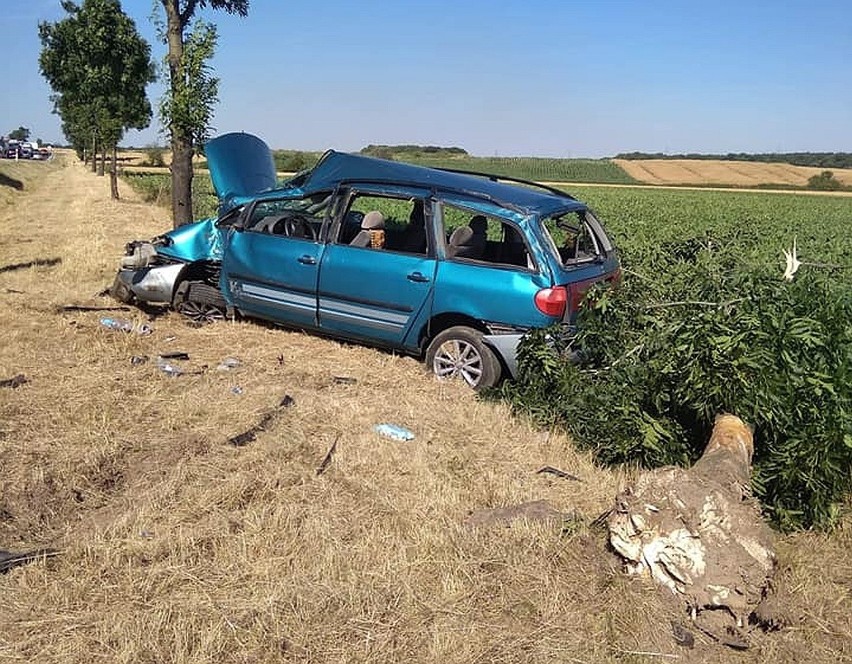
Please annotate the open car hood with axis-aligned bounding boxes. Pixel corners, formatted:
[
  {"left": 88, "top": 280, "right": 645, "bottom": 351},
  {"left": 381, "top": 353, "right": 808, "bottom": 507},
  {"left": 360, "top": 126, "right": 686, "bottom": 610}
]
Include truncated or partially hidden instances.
[{"left": 204, "top": 133, "right": 277, "bottom": 209}]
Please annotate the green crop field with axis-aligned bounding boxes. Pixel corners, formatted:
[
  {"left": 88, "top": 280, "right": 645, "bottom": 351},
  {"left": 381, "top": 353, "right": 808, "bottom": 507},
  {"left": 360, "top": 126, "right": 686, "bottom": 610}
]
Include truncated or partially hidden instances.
[
  {"left": 566, "top": 185, "right": 851, "bottom": 265},
  {"left": 397, "top": 155, "right": 637, "bottom": 184}
]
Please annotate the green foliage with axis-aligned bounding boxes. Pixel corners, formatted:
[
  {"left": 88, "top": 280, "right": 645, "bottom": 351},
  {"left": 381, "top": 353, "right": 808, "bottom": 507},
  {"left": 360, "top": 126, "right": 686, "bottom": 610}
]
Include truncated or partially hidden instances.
[
  {"left": 122, "top": 172, "right": 218, "bottom": 218},
  {"left": 503, "top": 190, "right": 851, "bottom": 531},
  {"left": 142, "top": 146, "right": 166, "bottom": 168},
  {"left": 158, "top": 20, "right": 219, "bottom": 153},
  {"left": 807, "top": 170, "right": 842, "bottom": 191},
  {"left": 38, "top": 0, "right": 155, "bottom": 156},
  {"left": 273, "top": 150, "right": 322, "bottom": 173},
  {"left": 361, "top": 144, "right": 468, "bottom": 158},
  {"left": 9, "top": 127, "right": 30, "bottom": 141}
]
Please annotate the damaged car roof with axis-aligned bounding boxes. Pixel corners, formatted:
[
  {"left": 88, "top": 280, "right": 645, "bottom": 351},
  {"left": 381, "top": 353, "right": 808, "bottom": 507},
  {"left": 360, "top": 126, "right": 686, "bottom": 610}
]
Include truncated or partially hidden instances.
[
  {"left": 205, "top": 133, "right": 584, "bottom": 217},
  {"left": 298, "top": 151, "right": 584, "bottom": 216}
]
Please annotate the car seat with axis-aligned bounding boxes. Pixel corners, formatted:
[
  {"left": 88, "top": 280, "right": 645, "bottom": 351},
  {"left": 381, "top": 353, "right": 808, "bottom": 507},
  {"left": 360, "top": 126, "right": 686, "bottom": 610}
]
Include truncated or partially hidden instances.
[
  {"left": 349, "top": 211, "right": 385, "bottom": 248},
  {"left": 449, "top": 216, "right": 488, "bottom": 259}
]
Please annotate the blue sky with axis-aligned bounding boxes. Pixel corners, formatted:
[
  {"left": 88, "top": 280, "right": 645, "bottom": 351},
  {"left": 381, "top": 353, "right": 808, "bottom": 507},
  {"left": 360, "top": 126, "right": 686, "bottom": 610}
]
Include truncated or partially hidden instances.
[{"left": 3, "top": 0, "right": 850, "bottom": 157}]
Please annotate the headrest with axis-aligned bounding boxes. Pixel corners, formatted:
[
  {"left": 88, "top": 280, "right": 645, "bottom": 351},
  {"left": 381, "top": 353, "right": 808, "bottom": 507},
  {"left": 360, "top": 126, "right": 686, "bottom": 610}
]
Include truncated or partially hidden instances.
[
  {"left": 469, "top": 215, "right": 487, "bottom": 234},
  {"left": 361, "top": 211, "right": 385, "bottom": 230},
  {"left": 449, "top": 226, "right": 474, "bottom": 246}
]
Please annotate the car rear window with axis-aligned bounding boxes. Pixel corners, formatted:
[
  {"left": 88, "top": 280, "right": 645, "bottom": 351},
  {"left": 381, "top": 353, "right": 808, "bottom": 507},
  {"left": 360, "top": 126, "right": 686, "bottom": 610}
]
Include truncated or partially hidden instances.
[{"left": 541, "top": 209, "right": 613, "bottom": 267}]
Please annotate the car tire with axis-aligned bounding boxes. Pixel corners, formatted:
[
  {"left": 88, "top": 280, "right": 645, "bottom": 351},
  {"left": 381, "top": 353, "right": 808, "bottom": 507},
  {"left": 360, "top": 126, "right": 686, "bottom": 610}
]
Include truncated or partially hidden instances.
[
  {"left": 173, "top": 281, "right": 226, "bottom": 324},
  {"left": 425, "top": 325, "right": 502, "bottom": 390}
]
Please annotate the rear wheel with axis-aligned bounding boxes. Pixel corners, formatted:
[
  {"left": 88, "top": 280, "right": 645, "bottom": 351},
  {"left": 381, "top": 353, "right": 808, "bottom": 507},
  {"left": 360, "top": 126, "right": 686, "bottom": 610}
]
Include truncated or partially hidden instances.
[
  {"left": 173, "top": 281, "right": 226, "bottom": 324},
  {"left": 425, "top": 325, "right": 501, "bottom": 390}
]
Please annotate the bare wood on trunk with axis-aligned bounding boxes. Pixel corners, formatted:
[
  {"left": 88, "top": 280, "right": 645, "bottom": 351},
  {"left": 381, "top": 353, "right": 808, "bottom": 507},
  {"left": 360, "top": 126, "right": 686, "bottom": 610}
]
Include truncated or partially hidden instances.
[{"left": 607, "top": 414, "right": 775, "bottom": 636}]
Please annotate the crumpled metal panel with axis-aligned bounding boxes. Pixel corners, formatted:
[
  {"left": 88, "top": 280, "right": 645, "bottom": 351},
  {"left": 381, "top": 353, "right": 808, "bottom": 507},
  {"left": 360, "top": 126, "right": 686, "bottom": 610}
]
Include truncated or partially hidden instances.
[{"left": 157, "top": 218, "right": 224, "bottom": 263}]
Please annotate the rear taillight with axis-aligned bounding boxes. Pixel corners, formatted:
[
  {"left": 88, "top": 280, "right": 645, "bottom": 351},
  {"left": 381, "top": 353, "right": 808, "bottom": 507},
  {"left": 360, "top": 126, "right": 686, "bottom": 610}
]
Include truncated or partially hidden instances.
[
  {"left": 564, "top": 270, "right": 622, "bottom": 317},
  {"left": 534, "top": 286, "right": 568, "bottom": 317}
]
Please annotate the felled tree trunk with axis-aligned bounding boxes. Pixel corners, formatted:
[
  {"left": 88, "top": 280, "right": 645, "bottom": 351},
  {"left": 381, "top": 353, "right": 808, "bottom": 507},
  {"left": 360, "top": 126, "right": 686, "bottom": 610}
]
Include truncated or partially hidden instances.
[{"left": 607, "top": 414, "right": 775, "bottom": 638}]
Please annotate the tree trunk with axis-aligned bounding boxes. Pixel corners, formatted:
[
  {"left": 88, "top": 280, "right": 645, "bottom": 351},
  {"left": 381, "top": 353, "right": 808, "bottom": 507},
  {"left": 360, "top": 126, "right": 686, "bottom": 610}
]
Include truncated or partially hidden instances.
[
  {"left": 110, "top": 145, "right": 120, "bottom": 200},
  {"left": 162, "top": 0, "right": 194, "bottom": 227},
  {"left": 171, "top": 138, "right": 194, "bottom": 227},
  {"left": 98, "top": 144, "right": 106, "bottom": 177},
  {"left": 91, "top": 134, "right": 98, "bottom": 173}
]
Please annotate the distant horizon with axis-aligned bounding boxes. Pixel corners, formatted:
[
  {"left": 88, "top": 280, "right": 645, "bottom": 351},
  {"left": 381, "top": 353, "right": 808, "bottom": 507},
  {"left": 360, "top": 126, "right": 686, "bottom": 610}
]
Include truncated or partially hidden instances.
[{"left": 108, "top": 144, "right": 852, "bottom": 161}]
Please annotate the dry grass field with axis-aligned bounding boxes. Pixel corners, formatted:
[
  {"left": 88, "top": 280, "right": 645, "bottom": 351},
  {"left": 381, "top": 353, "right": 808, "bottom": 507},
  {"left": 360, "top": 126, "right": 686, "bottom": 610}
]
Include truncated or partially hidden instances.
[
  {"left": 613, "top": 158, "right": 852, "bottom": 188},
  {"left": 0, "top": 155, "right": 850, "bottom": 663}
]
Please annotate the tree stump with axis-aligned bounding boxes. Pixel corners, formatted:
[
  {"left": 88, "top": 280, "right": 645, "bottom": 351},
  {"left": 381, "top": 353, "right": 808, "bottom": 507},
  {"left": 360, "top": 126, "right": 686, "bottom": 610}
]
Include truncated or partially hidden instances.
[{"left": 607, "top": 414, "right": 776, "bottom": 641}]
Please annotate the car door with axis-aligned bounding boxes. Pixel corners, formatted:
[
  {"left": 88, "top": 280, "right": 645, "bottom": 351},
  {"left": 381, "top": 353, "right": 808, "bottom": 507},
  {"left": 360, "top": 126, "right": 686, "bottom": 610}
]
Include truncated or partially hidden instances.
[
  {"left": 317, "top": 187, "right": 437, "bottom": 348},
  {"left": 221, "top": 198, "right": 327, "bottom": 329},
  {"left": 432, "top": 198, "right": 555, "bottom": 328}
]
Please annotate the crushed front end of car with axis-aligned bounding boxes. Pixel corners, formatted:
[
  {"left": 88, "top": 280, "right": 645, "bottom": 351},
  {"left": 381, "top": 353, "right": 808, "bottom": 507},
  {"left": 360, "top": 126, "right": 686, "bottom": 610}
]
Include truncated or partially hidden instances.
[{"left": 110, "top": 217, "right": 225, "bottom": 307}]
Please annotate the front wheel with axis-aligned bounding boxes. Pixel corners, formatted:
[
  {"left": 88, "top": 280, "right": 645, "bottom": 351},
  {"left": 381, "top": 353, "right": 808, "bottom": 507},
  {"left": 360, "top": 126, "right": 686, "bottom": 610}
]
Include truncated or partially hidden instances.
[
  {"left": 173, "top": 281, "right": 226, "bottom": 324},
  {"left": 425, "top": 325, "right": 501, "bottom": 390}
]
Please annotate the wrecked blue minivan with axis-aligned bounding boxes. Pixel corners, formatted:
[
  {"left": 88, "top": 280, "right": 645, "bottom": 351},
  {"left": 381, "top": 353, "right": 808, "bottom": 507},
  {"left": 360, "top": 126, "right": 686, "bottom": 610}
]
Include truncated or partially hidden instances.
[{"left": 112, "top": 133, "right": 620, "bottom": 389}]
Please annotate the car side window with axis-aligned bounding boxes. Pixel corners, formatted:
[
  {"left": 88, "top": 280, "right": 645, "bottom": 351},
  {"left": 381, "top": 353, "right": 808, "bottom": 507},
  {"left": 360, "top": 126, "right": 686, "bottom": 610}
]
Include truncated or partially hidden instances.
[
  {"left": 440, "top": 202, "right": 534, "bottom": 270},
  {"left": 243, "top": 194, "right": 329, "bottom": 241},
  {"left": 336, "top": 194, "right": 429, "bottom": 255}
]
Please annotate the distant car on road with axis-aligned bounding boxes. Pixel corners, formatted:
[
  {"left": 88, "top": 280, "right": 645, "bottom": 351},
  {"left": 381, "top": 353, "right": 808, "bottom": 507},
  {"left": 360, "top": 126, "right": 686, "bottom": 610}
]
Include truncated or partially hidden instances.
[{"left": 112, "top": 133, "right": 621, "bottom": 389}]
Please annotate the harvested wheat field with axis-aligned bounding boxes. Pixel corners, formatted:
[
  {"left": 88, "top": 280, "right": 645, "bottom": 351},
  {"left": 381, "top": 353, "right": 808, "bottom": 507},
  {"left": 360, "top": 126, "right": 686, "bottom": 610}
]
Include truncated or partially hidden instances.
[
  {"left": 613, "top": 158, "right": 852, "bottom": 188},
  {"left": 1, "top": 155, "right": 850, "bottom": 663}
]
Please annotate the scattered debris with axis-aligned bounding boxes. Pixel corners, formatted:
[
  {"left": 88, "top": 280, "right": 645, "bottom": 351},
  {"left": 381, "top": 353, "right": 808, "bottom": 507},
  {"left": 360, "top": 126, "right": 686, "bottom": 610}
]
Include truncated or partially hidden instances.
[
  {"left": 3, "top": 288, "right": 25, "bottom": 294},
  {"left": 277, "top": 354, "right": 285, "bottom": 366},
  {"left": 0, "top": 548, "right": 61, "bottom": 574},
  {"left": 99, "top": 317, "right": 152, "bottom": 335},
  {"left": 693, "top": 619, "right": 749, "bottom": 651},
  {"left": 217, "top": 357, "right": 242, "bottom": 371},
  {"left": 0, "top": 374, "right": 28, "bottom": 389},
  {"left": 0, "top": 257, "right": 62, "bottom": 274},
  {"left": 156, "top": 358, "right": 183, "bottom": 376},
  {"left": 536, "top": 465, "right": 582, "bottom": 481},
  {"left": 163, "top": 336, "right": 177, "bottom": 343},
  {"left": 607, "top": 414, "right": 776, "bottom": 648},
  {"left": 671, "top": 621, "right": 695, "bottom": 648},
  {"left": 332, "top": 376, "right": 357, "bottom": 385},
  {"left": 159, "top": 351, "right": 190, "bottom": 360},
  {"left": 374, "top": 423, "right": 415, "bottom": 441},
  {"left": 130, "top": 355, "right": 149, "bottom": 366},
  {"left": 228, "top": 395, "right": 295, "bottom": 447},
  {"left": 316, "top": 435, "right": 340, "bottom": 475},
  {"left": 60, "top": 304, "right": 130, "bottom": 312},
  {"left": 465, "top": 500, "right": 567, "bottom": 528},
  {"left": 230, "top": 386, "right": 244, "bottom": 395}
]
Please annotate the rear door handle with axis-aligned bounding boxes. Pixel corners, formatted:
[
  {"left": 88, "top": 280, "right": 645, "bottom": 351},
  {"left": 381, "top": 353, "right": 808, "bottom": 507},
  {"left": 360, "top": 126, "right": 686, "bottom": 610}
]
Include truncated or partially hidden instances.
[
  {"left": 298, "top": 255, "right": 317, "bottom": 265},
  {"left": 407, "top": 271, "right": 430, "bottom": 283}
]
